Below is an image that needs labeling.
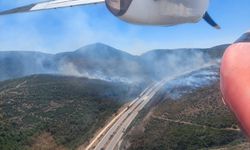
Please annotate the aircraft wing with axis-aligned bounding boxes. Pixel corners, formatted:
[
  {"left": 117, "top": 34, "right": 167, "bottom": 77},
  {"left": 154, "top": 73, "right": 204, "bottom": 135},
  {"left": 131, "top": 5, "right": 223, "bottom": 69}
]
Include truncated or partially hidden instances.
[{"left": 0, "top": 0, "right": 105, "bottom": 15}]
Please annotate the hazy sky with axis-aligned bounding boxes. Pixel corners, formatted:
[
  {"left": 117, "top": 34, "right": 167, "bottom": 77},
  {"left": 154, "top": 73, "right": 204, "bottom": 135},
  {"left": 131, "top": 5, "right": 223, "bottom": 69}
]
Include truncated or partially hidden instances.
[{"left": 0, "top": 0, "right": 250, "bottom": 54}]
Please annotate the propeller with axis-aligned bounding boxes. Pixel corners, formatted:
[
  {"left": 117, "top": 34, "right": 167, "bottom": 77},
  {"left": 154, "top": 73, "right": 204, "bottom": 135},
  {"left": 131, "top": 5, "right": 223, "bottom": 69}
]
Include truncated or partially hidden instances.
[{"left": 203, "top": 12, "right": 221, "bottom": 29}]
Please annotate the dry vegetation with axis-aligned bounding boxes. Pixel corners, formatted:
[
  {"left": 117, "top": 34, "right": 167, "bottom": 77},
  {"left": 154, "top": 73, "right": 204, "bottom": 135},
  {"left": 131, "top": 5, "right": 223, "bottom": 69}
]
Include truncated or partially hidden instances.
[{"left": 30, "top": 132, "right": 66, "bottom": 150}]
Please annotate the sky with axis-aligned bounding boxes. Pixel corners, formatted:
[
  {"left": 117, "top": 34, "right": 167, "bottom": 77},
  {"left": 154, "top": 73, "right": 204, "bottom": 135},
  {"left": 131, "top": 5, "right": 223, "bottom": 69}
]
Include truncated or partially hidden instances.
[{"left": 0, "top": 0, "right": 250, "bottom": 55}]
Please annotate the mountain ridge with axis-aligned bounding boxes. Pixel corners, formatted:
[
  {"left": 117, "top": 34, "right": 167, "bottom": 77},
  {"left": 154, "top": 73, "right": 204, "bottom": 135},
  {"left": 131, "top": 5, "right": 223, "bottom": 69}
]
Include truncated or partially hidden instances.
[
  {"left": 0, "top": 43, "right": 229, "bottom": 57},
  {"left": 0, "top": 43, "right": 229, "bottom": 82}
]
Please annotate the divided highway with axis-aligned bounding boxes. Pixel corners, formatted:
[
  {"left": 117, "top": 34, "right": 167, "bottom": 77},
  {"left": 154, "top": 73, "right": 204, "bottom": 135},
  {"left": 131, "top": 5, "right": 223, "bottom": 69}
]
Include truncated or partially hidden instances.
[
  {"left": 85, "top": 65, "right": 214, "bottom": 150},
  {"left": 85, "top": 79, "right": 167, "bottom": 150}
]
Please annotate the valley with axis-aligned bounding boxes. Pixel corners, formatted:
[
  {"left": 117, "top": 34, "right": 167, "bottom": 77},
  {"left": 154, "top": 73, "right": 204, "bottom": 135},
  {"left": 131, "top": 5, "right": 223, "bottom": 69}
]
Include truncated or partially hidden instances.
[{"left": 0, "top": 43, "right": 248, "bottom": 150}]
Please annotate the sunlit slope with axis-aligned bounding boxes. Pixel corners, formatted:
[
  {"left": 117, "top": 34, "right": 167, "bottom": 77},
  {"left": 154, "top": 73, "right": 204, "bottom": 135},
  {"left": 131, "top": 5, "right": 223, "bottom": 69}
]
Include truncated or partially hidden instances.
[{"left": 0, "top": 75, "right": 137, "bottom": 149}]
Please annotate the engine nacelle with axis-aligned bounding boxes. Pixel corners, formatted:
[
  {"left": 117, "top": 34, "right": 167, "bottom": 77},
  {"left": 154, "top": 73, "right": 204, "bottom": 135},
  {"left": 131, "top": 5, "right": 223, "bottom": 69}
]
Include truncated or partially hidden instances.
[{"left": 105, "top": 0, "right": 209, "bottom": 26}]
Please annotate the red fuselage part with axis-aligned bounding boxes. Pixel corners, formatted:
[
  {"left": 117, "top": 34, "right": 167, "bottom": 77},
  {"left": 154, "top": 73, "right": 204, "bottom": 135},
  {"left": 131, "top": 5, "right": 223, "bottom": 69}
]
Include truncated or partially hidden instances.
[{"left": 220, "top": 43, "right": 250, "bottom": 138}]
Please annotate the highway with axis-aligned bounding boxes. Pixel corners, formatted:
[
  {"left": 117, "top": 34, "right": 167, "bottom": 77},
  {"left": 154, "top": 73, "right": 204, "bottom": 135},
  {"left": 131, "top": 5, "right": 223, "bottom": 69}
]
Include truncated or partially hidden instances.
[
  {"left": 85, "top": 65, "right": 215, "bottom": 150},
  {"left": 84, "top": 79, "right": 167, "bottom": 150}
]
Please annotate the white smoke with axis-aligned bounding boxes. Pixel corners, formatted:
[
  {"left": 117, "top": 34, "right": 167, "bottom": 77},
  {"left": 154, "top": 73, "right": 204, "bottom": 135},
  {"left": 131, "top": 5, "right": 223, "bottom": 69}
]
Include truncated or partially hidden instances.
[
  {"left": 58, "top": 62, "right": 134, "bottom": 83},
  {"left": 58, "top": 62, "right": 82, "bottom": 77},
  {"left": 163, "top": 64, "right": 220, "bottom": 100}
]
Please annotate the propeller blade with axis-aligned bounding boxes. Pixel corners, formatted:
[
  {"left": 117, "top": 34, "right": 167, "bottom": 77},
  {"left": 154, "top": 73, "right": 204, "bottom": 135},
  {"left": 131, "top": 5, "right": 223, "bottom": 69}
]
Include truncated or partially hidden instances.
[{"left": 203, "top": 12, "right": 221, "bottom": 29}]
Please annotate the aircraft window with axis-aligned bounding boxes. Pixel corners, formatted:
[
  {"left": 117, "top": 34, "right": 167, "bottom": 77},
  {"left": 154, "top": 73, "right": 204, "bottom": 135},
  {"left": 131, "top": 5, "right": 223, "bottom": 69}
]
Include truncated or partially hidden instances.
[
  {"left": 235, "top": 32, "right": 250, "bottom": 43},
  {"left": 106, "top": 0, "right": 133, "bottom": 16}
]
